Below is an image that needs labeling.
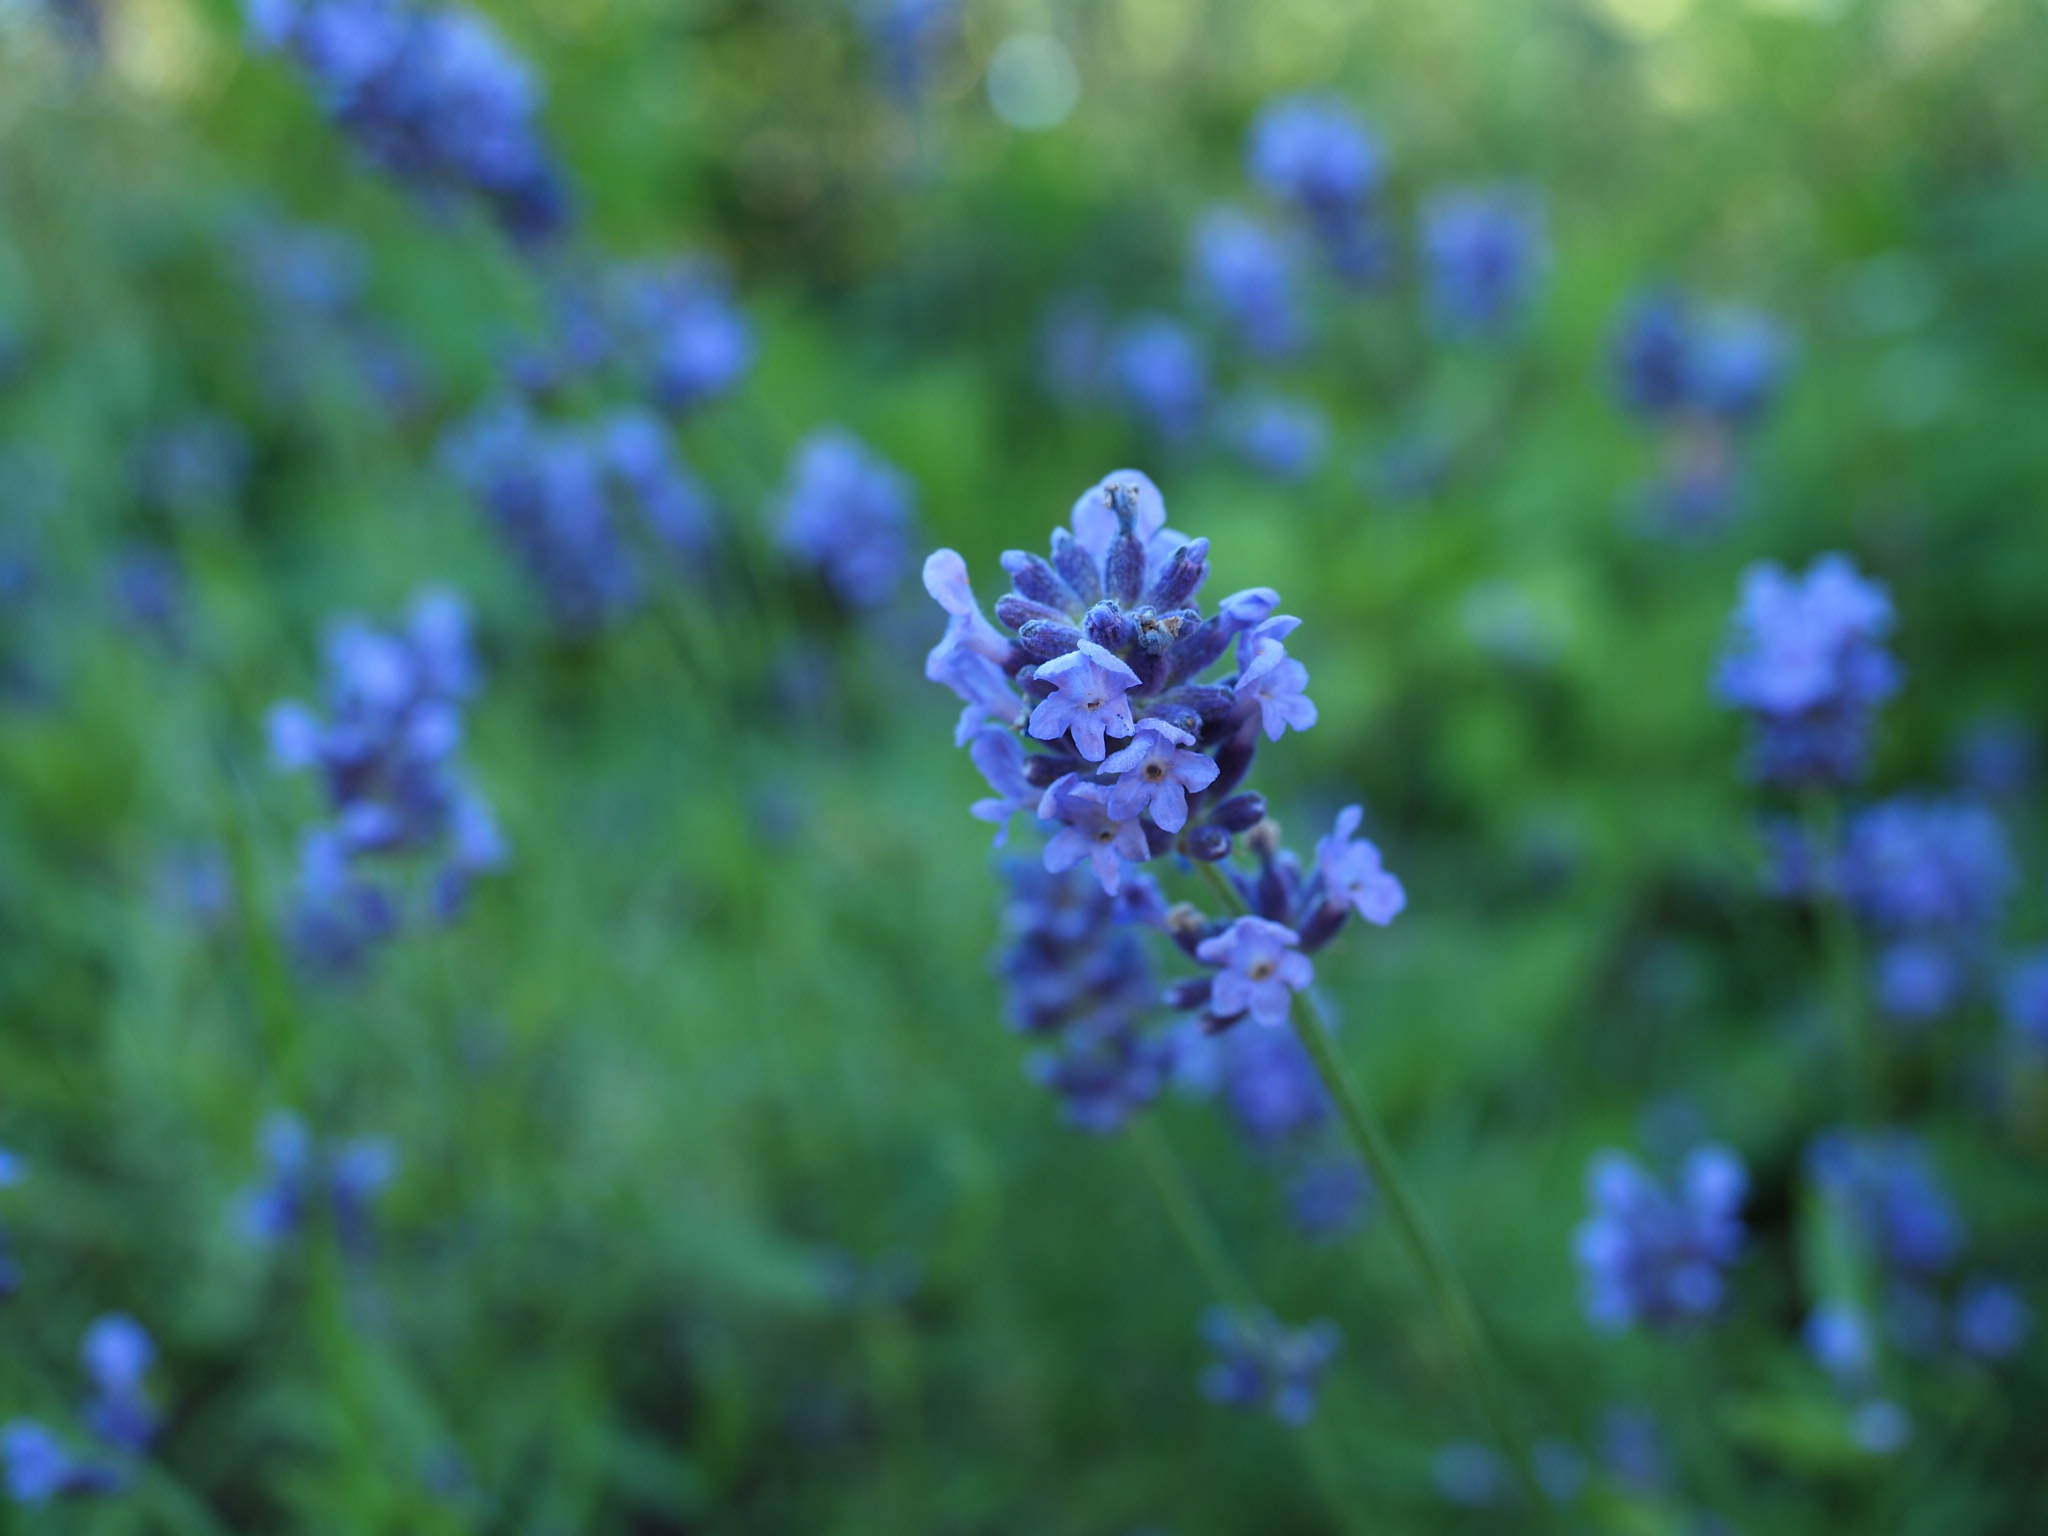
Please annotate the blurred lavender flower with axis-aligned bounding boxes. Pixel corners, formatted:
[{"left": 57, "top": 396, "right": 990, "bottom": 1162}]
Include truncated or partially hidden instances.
[
  {"left": 1611, "top": 290, "right": 1788, "bottom": 426},
  {"left": 1714, "top": 553, "right": 1900, "bottom": 786},
  {"left": 269, "top": 587, "right": 504, "bottom": 967},
  {"left": 0, "top": 1148, "right": 24, "bottom": 1189},
  {"left": 1689, "top": 310, "right": 1788, "bottom": 425},
  {"left": 606, "top": 260, "right": 755, "bottom": 414},
  {"left": 1574, "top": 1144, "right": 1747, "bottom": 1331},
  {"left": 1419, "top": 186, "right": 1546, "bottom": 337},
  {"left": 1247, "top": 94, "right": 1386, "bottom": 282},
  {"left": 133, "top": 416, "right": 250, "bottom": 516},
  {"left": 1189, "top": 206, "right": 1301, "bottom": 359},
  {"left": 2, "top": 1422, "right": 119, "bottom": 1504},
  {"left": 1808, "top": 1129, "right": 1961, "bottom": 1277},
  {"left": 999, "top": 864, "right": 1170, "bottom": 1133},
  {"left": 856, "top": 0, "right": 959, "bottom": 99},
  {"left": 1804, "top": 1299, "right": 1873, "bottom": 1384},
  {"left": 239, "top": 1110, "right": 399, "bottom": 1252},
  {"left": 775, "top": 428, "right": 916, "bottom": 609},
  {"left": 1951, "top": 716, "right": 2038, "bottom": 799},
  {"left": 1038, "top": 294, "right": 1113, "bottom": 404},
  {"left": 1954, "top": 1279, "right": 2032, "bottom": 1359},
  {"left": 1285, "top": 1156, "right": 1374, "bottom": 1240},
  {"left": 1225, "top": 393, "right": 1327, "bottom": 482},
  {"left": 1599, "top": 1406, "right": 1670, "bottom": 1495},
  {"left": 1200, "top": 1306, "right": 1341, "bottom": 1425},
  {"left": 1213, "top": 1022, "right": 1328, "bottom": 1147},
  {"left": 1111, "top": 318, "right": 1209, "bottom": 443},
  {"left": 2002, "top": 950, "right": 2048, "bottom": 1053},
  {"left": 1840, "top": 797, "right": 2012, "bottom": 934},
  {"left": 0, "top": 1150, "right": 20, "bottom": 1302},
  {"left": 245, "top": 0, "right": 570, "bottom": 243},
  {"left": 1874, "top": 939, "right": 1967, "bottom": 1023},
  {"left": 109, "top": 547, "right": 187, "bottom": 645},
  {"left": 80, "top": 1316, "right": 157, "bottom": 1455}
]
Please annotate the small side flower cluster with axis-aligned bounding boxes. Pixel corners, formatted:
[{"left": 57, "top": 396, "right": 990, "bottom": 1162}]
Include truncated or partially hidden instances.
[
  {"left": 1419, "top": 187, "right": 1546, "bottom": 339},
  {"left": 996, "top": 864, "right": 1175, "bottom": 1134},
  {"left": 238, "top": 1111, "right": 399, "bottom": 1255},
  {"left": 774, "top": 428, "right": 917, "bottom": 609},
  {"left": 1189, "top": 206, "right": 1302, "bottom": 360},
  {"left": 238, "top": 216, "right": 424, "bottom": 415},
  {"left": 3, "top": 1316, "right": 160, "bottom": 1505},
  {"left": 245, "top": 0, "right": 570, "bottom": 244},
  {"left": 1839, "top": 797, "right": 2013, "bottom": 1023},
  {"left": 268, "top": 588, "right": 505, "bottom": 970},
  {"left": 1573, "top": 1143, "right": 1748, "bottom": 1332},
  {"left": 1200, "top": 1306, "right": 1342, "bottom": 1425},
  {"left": 1611, "top": 289, "right": 1790, "bottom": 536},
  {"left": 1109, "top": 317, "right": 1210, "bottom": 445},
  {"left": 1714, "top": 553, "right": 1900, "bottom": 787}
]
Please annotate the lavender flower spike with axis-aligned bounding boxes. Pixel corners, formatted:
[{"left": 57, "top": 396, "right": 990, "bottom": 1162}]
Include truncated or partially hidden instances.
[
  {"left": 1029, "top": 640, "right": 1141, "bottom": 761},
  {"left": 1199, "top": 917, "right": 1313, "bottom": 1027},
  {"left": 1316, "top": 806, "right": 1406, "bottom": 925},
  {"left": 1238, "top": 638, "right": 1318, "bottom": 741},
  {"left": 1040, "top": 774, "right": 1149, "bottom": 895},
  {"left": 1102, "top": 719, "right": 1219, "bottom": 832}
]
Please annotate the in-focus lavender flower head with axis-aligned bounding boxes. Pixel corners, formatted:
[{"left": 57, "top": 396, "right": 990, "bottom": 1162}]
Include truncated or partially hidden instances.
[
  {"left": 1111, "top": 318, "right": 1209, "bottom": 443},
  {"left": 246, "top": 0, "right": 570, "bottom": 243},
  {"left": 775, "top": 428, "right": 916, "bottom": 609},
  {"left": 1247, "top": 93, "right": 1386, "bottom": 281},
  {"left": 1200, "top": 1306, "right": 1341, "bottom": 1425},
  {"left": 80, "top": 1316, "right": 157, "bottom": 1455},
  {"left": 1714, "top": 553, "right": 1900, "bottom": 787},
  {"left": 1574, "top": 1143, "right": 1747, "bottom": 1331},
  {"left": 1809, "top": 1128, "right": 1961, "bottom": 1276},
  {"left": 1225, "top": 393, "right": 1327, "bottom": 483},
  {"left": 1419, "top": 186, "right": 1546, "bottom": 337},
  {"left": 268, "top": 587, "right": 504, "bottom": 966},
  {"left": 1197, "top": 916, "right": 1312, "bottom": 1028},
  {"left": 1189, "top": 206, "right": 1301, "bottom": 359}
]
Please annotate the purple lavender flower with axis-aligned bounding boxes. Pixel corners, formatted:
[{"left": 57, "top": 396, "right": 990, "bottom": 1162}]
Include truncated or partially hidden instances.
[
  {"left": 1314, "top": 806, "right": 1406, "bottom": 926},
  {"left": 247, "top": 0, "right": 570, "bottom": 243},
  {"left": 269, "top": 588, "right": 503, "bottom": 966},
  {"left": 923, "top": 550, "right": 1025, "bottom": 745},
  {"left": 1189, "top": 206, "right": 1301, "bottom": 359},
  {"left": 1286, "top": 1156, "right": 1374, "bottom": 1240},
  {"left": 1038, "top": 293, "right": 1113, "bottom": 404},
  {"left": 0, "top": 1149, "right": 24, "bottom": 1189},
  {"left": 1101, "top": 718, "right": 1217, "bottom": 831},
  {"left": 1840, "top": 797, "right": 2012, "bottom": 934},
  {"left": 239, "top": 1110, "right": 399, "bottom": 1253},
  {"left": 1225, "top": 393, "right": 1328, "bottom": 482},
  {"left": 1874, "top": 939, "right": 1966, "bottom": 1023},
  {"left": 1805, "top": 1300, "right": 1875, "bottom": 1387},
  {"left": 2002, "top": 950, "right": 2048, "bottom": 1052},
  {"left": 2, "top": 1422, "right": 119, "bottom": 1504},
  {"left": 1419, "top": 186, "right": 1546, "bottom": 337},
  {"left": 857, "top": 0, "right": 959, "bottom": 98},
  {"left": 968, "top": 727, "right": 1037, "bottom": 847},
  {"left": 1952, "top": 716, "right": 2038, "bottom": 799},
  {"left": 1689, "top": 309, "right": 1788, "bottom": 424},
  {"left": 1040, "top": 775, "right": 1150, "bottom": 896},
  {"left": 1954, "top": 1279, "right": 2032, "bottom": 1360},
  {"left": 1612, "top": 290, "right": 1788, "bottom": 427},
  {"left": 1200, "top": 1306, "right": 1341, "bottom": 1425},
  {"left": 1030, "top": 640, "right": 1141, "bottom": 761},
  {"left": 1198, "top": 917, "right": 1312, "bottom": 1027},
  {"left": 80, "top": 1317, "right": 157, "bottom": 1455},
  {"left": 1111, "top": 317, "right": 1209, "bottom": 443},
  {"left": 1237, "top": 638, "right": 1318, "bottom": 742},
  {"left": 1714, "top": 554, "right": 1900, "bottom": 786},
  {"left": 775, "top": 428, "right": 916, "bottom": 609},
  {"left": 1808, "top": 1129, "right": 1961, "bottom": 1277},
  {"left": 1247, "top": 94, "right": 1385, "bottom": 281},
  {"left": 1212, "top": 1023, "right": 1328, "bottom": 1146},
  {"left": 607, "top": 260, "right": 755, "bottom": 414},
  {"left": 1574, "top": 1144, "right": 1747, "bottom": 1331}
]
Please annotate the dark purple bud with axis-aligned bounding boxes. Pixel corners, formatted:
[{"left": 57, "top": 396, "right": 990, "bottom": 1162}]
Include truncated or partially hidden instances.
[
  {"left": 1165, "top": 976, "right": 1215, "bottom": 1011},
  {"left": 1105, "top": 530, "right": 1145, "bottom": 609},
  {"left": 1140, "top": 703, "right": 1203, "bottom": 737},
  {"left": 1201, "top": 1011, "right": 1249, "bottom": 1036},
  {"left": 1255, "top": 860, "right": 1298, "bottom": 925},
  {"left": 997, "top": 592, "right": 1072, "bottom": 632},
  {"left": 1022, "top": 752, "right": 1083, "bottom": 787},
  {"left": 1017, "top": 619, "right": 1085, "bottom": 661},
  {"left": 1146, "top": 538, "right": 1210, "bottom": 609},
  {"left": 1297, "top": 901, "right": 1348, "bottom": 953},
  {"left": 1210, "top": 793, "right": 1267, "bottom": 832},
  {"left": 1050, "top": 529, "right": 1102, "bottom": 607},
  {"left": 1002, "top": 551, "right": 1081, "bottom": 615},
  {"left": 1085, "top": 601, "right": 1136, "bottom": 651},
  {"left": 1185, "top": 824, "right": 1233, "bottom": 861},
  {"left": 1208, "top": 724, "right": 1258, "bottom": 799},
  {"left": 1142, "top": 820, "right": 1176, "bottom": 859},
  {"left": 1165, "top": 618, "right": 1232, "bottom": 684}
]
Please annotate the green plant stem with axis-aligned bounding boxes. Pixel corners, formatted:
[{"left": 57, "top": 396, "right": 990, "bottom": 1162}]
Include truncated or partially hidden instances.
[
  {"left": 1803, "top": 794, "right": 1880, "bottom": 1122},
  {"left": 1195, "top": 861, "right": 1547, "bottom": 1513},
  {"left": 1127, "top": 1118, "right": 1370, "bottom": 1536}
]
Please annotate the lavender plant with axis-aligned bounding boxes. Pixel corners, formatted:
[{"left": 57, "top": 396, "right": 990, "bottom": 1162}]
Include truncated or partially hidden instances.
[
  {"left": 1572, "top": 1144, "right": 1748, "bottom": 1332},
  {"left": 2, "top": 1316, "right": 161, "bottom": 1505},
  {"left": 1247, "top": 94, "right": 1387, "bottom": 284},
  {"left": 1418, "top": 187, "right": 1546, "bottom": 338}
]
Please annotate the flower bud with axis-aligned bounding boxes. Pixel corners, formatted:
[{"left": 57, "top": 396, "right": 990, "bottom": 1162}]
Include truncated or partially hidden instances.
[
  {"left": 1147, "top": 538, "right": 1210, "bottom": 610},
  {"left": 1209, "top": 793, "right": 1267, "bottom": 832},
  {"left": 1001, "top": 551, "right": 1080, "bottom": 614},
  {"left": 1050, "top": 529, "right": 1102, "bottom": 606},
  {"left": 996, "top": 592, "right": 1071, "bottom": 631},
  {"left": 1017, "top": 619, "right": 1085, "bottom": 660},
  {"left": 1185, "top": 824, "right": 1234, "bottom": 862},
  {"left": 1084, "top": 601, "right": 1136, "bottom": 652},
  {"left": 1164, "top": 977, "right": 1215, "bottom": 1011}
]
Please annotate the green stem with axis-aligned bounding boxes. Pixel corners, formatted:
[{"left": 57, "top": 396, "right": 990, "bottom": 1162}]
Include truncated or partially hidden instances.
[
  {"left": 1195, "top": 861, "right": 1548, "bottom": 1514},
  {"left": 1803, "top": 794, "right": 1880, "bottom": 1121}
]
